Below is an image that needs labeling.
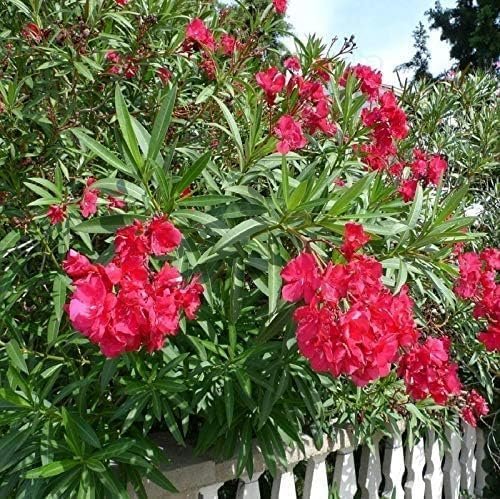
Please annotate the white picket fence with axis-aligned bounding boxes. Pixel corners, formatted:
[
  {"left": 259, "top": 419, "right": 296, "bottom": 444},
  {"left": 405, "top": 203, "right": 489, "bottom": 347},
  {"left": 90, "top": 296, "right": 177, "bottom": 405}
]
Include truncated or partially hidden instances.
[{"left": 139, "top": 421, "right": 487, "bottom": 499}]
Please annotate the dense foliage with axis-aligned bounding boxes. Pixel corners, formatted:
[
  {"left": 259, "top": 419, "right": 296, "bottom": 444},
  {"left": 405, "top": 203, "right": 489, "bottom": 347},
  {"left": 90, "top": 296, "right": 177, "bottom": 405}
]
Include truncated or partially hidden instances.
[
  {"left": 427, "top": 0, "right": 500, "bottom": 70},
  {"left": 0, "top": 0, "right": 498, "bottom": 497}
]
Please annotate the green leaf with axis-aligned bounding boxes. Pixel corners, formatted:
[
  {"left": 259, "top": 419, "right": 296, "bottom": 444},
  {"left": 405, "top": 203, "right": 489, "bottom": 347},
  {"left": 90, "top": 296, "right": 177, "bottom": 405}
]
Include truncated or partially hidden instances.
[
  {"left": 115, "top": 85, "right": 143, "bottom": 168},
  {"left": 200, "top": 219, "right": 267, "bottom": 263},
  {"left": 327, "top": 173, "right": 374, "bottom": 216},
  {"left": 229, "top": 258, "right": 245, "bottom": 324},
  {"left": 25, "top": 460, "right": 78, "bottom": 479},
  {"left": 72, "top": 129, "right": 133, "bottom": 177},
  {"left": 68, "top": 412, "right": 101, "bottom": 449},
  {"left": 174, "top": 152, "right": 210, "bottom": 195},
  {"left": 73, "top": 215, "right": 148, "bottom": 234},
  {"left": 92, "top": 178, "right": 146, "bottom": 202},
  {"left": 148, "top": 85, "right": 177, "bottom": 164},
  {"left": 52, "top": 274, "right": 67, "bottom": 322},
  {"left": 6, "top": 340, "right": 28, "bottom": 374},
  {"left": 0, "top": 231, "right": 20, "bottom": 253},
  {"left": 267, "top": 236, "right": 281, "bottom": 315},
  {"left": 224, "top": 378, "right": 235, "bottom": 428}
]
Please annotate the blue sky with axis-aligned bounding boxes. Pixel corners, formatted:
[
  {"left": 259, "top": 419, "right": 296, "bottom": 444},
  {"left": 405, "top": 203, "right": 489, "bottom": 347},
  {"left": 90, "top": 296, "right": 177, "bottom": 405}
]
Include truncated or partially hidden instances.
[{"left": 286, "top": 0, "right": 456, "bottom": 84}]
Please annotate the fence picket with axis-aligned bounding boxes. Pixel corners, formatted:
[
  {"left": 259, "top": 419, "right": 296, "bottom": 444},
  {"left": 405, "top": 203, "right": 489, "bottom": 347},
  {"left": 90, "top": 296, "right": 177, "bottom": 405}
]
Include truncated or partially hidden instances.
[
  {"left": 270, "top": 467, "right": 297, "bottom": 499},
  {"left": 474, "top": 427, "right": 486, "bottom": 497},
  {"left": 382, "top": 432, "right": 405, "bottom": 499},
  {"left": 443, "top": 427, "right": 461, "bottom": 499},
  {"left": 198, "top": 482, "right": 224, "bottom": 499},
  {"left": 332, "top": 447, "right": 357, "bottom": 498},
  {"left": 358, "top": 436, "right": 382, "bottom": 498},
  {"left": 404, "top": 437, "right": 425, "bottom": 499},
  {"left": 236, "top": 472, "right": 263, "bottom": 499},
  {"left": 460, "top": 422, "right": 477, "bottom": 495},
  {"left": 303, "top": 453, "right": 329, "bottom": 499},
  {"left": 424, "top": 430, "right": 443, "bottom": 499}
]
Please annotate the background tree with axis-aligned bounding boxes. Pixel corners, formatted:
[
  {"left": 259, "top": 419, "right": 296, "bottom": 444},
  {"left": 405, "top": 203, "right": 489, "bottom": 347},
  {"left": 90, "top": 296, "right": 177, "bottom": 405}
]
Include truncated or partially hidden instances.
[
  {"left": 426, "top": 0, "right": 500, "bottom": 70},
  {"left": 396, "top": 21, "right": 432, "bottom": 81}
]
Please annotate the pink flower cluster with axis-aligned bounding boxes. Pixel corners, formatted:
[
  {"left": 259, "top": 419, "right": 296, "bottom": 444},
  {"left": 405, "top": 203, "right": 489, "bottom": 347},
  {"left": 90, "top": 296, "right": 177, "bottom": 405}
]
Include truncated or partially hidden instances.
[
  {"left": 105, "top": 50, "right": 139, "bottom": 79},
  {"left": 256, "top": 59, "right": 337, "bottom": 154},
  {"left": 360, "top": 91, "right": 409, "bottom": 171},
  {"left": 273, "top": 0, "right": 288, "bottom": 15},
  {"left": 281, "top": 223, "right": 420, "bottom": 386},
  {"left": 454, "top": 248, "right": 500, "bottom": 351},
  {"left": 64, "top": 217, "right": 203, "bottom": 357},
  {"left": 397, "top": 337, "right": 461, "bottom": 404},
  {"left": 461, "top": 389, "right": 489, "bottom": 427},
  {"left": 340, "top": 64, "right": 382, "bottom": 101},
  {"left": 397, "top": 149, "right": 448, "bottom": 202}
]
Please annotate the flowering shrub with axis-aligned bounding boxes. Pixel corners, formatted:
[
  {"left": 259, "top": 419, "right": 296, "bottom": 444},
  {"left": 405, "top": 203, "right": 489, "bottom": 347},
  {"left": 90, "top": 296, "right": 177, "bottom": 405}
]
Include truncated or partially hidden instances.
[{"left": 0, "top": 0, "right": 498, "bottom": 496}]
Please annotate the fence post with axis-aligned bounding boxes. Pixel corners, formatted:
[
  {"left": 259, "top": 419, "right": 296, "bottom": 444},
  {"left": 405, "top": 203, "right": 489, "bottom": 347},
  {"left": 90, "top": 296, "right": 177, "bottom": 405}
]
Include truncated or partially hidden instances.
[
  {"left": 198, "top": 483, "right": 224, "bottom": 499},
  {"left": 382, "top": 432, "right": 405, "bottom": 499},
  {"left": 474, "top": 427, "right": 486, "bottom": 497},
  {"left": 236, "top": 472, "right": 263, "bottom": 499},
  {"left": 303, "top": 453, "right": 330, "bottom": 499},
  {"left": 404, "top": 437, "right": 426, "bottom": 498},
  {"left": 460, "top": 422, "right": 477, "bottom": 495},
  {"left": 270, "top": 465, "right": 297, "bottom": 499},
  {"left": 443, "top": 427, "right": 461, "bottom": 499},
  {"left": 424, "top": 430, "right": 443, "bottom": 499},
  {"left": 358, "top": 435, "right": 382, "bottom": 499},
  {"left": 332, "top": 446, "right": 357, "bottom": 499}
]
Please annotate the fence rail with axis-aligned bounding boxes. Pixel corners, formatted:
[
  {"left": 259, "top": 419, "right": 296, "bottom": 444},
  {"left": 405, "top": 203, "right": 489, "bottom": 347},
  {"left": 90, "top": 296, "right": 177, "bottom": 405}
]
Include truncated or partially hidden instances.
[{"left": 138, "top": 421, "right": 486, "bottom": 499}]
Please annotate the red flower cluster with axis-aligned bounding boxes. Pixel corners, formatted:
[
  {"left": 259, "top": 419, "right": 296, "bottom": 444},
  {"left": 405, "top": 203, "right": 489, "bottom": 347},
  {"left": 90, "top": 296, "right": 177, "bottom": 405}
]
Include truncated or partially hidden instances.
[
  {"left": 157, "top": 67, "right": 171, "bottom": 85},
  {"left": 105, "top": 50, "right": 139, "bottom": 78},
  {"left": 256, "top": 67, "right": 286, "bottom": 105},
  {"left": 281, "top": 223, "right": 419, "bottom": 386},
  {"left": 461, "top": 389, "right": 489, "bottom": 427},
  {"left": 21, "top": 23, "right": 46, "bottom": 44},
  {"left": 454, "top": 248, "right": 500, "bottom": 351},
  {"left": 340, "top": 64, "right": 382, "bottom": 100},
  {"left": 397, "top": 149, "right": 448, "bottom": 202},
  {"left": 273, "top": 0, "right": 288, "bottom": 15},
  {"left": 220, "top": 34, "right": 240, "bottom": 56},
  {"left": 80, "top": 177, "right": 99, "bottom": 219},
  {"left": 360, "top": 90, "right": 409, "bottom": 171},
  {"left": 65, "top": 217, "right": 203, "bottom": 357},
  {"left": 185, "top": 18, "right": 216, "bottom": 52},
  {"left": 47, "top": 204, "right": 67, "bottom": 225},
  {"left": 397, "top": 337, "right": 461, "bottom": 404},
  {"left": 274, "top": 115, "right": 307, "bottom": 154}
]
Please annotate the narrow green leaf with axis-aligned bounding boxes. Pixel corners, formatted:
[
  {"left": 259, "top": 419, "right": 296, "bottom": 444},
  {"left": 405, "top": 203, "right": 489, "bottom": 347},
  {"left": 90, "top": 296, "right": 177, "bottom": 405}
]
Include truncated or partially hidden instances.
[
  {"left": 52, "top": 274, "right": 67, "bottom": 322},
  {"left": 72, "top": 129, "right": 133, "bottom": 177},
  {"left": 25, "top": 460, "right": 78, "bottom": 479},
  {"left": 73, "top": 214, "right": 148, "bottom": 234},
  {"left": 6, "top": 340, "right": 28, "bottom": 374},
  {"left": 115, "top": 85, "right": 143, "bottom": 168},
  {"left": 92, "top": 178, "right": 146, "bottom": 202},
  {"left": 148, "top": 85, "right": 177, "bottom": 163},
  {"left": 174, "top": 152, "right": 210, "bottom": 195},
  {"left": 327, "top": 173, "right": 374, "bottom": 216}
]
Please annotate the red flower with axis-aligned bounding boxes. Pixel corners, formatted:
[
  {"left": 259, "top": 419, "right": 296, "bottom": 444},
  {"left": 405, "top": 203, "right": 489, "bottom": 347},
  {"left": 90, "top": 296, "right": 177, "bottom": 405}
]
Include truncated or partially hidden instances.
[
  {"left": 398, "top": 179, "right": 418, "bottom": 202},
  {"left": 478, "top": 323, "right": 500, "bottom": 352},
  {"left": 21, "top": 23, "right": 43, "bottom": 44},
  {"left": 108, "top": 196, "right": 127, "bottom": 210},
  {"left": 64, "top": 218, "right": 203, "bottom": 357},
  {"left": 200, "top": 55, "right": 216, "bottom": 80},
  {"left": 123, "top": 57, "right": 139, "bottom": 79},
  {"left": 47, "top": 204, "right": 66, "bottom": 225},
  {"left": 427, "top": 155, "right": 447, "bottom": 185},
  {"left": 157, "top": 67, "right": 171, "bottom": 84},
  {"left": 284, "top": 56, "right": 301, "bottom": 73},
  {"left": 273, "top": 0, "right": 288, "bottom": 15},
  {"left": 340, "top": 64, "right": 382, "bottom": 100},
  {"left": 281, "top": 252, "right": 321, "bottom": 304},
  {"left": 461, "top": 389, "right": 489, "bottom": 427},
  {"left": 220, "top": 34, "right": 239, "bottom": 56},
  {"left": 186, "top": 18, "right": 216, "bottom": 52},
  {"left": 454, "top": 252, "right": 482, "bottom": 299},
  {"left": 115, "top": 0, "right": 130, "bottom": 5},
  {"left": 340, "top": 222, "right": 371, "bottom": 260},
  {"left": 256, "top": 67, "right": 285, "bottom": 105},
  {"left": 80, "top": 178, "right": 99, "bottom": 218},
  {"left": 105, "top": 50, "right": 121, "bottom": 64},
  {"left": 146, "top": 216, "right": 182, "bottom": 256},
  {"left": 274, "top": 115, "right": 307, "bottom": 154},
  {"left": 398, "top": 337, "right": 462, "bottom": 405}
]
